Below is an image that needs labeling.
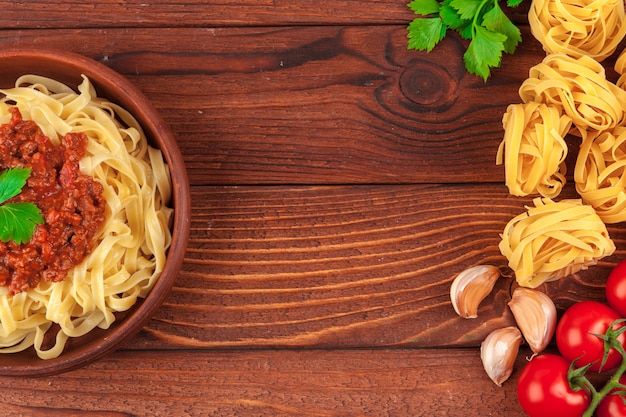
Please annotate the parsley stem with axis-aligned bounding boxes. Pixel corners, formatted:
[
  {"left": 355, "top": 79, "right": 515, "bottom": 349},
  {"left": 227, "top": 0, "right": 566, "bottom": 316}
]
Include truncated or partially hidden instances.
[{"left": 471, "top": 0, "right": 493, "bottom": 38}]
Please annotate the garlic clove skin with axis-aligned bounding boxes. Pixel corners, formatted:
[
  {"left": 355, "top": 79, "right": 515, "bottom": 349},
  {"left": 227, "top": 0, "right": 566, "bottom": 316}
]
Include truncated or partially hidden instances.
[
  {"left": 450, "top": 265, "right": 501, "bottom": 318},
  {"left": 508, "top": 287, "right": 557, "bottom": 356},
  {"left": 480, "top": 326, "right": 523, "bottom": 386}
]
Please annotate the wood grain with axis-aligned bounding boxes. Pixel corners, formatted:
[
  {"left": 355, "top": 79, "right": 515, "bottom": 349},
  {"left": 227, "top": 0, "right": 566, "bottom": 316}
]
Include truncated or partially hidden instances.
[
  {"left": 0, "top": 25, "right": 550, "bottom": 185},
  {"left": 0, "top": 347, "right": 540, "bottom": 416},
  {"left": 121, "top": 184, "right": 625, "bottom": 351},
  {"left": 1, "top": 1, "right": 624, "bottom": 416},
  {"left": 0, "top": 0, "right": 530, "bottom": 28}
]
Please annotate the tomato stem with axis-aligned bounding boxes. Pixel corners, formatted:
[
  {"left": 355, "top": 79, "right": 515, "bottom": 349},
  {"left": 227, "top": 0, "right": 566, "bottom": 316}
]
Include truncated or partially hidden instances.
[
  {"left": 583, "top": 359, "right": 626, "bottom": 417},
  {"left": 578, "top": 319, "right": 626, "bottom": 417}
]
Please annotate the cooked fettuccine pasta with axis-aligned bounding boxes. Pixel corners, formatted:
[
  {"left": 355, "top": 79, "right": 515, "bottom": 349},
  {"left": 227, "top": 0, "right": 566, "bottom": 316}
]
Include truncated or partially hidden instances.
[{"left": 0, "top": 75, "right": 173, "bottom": 359}]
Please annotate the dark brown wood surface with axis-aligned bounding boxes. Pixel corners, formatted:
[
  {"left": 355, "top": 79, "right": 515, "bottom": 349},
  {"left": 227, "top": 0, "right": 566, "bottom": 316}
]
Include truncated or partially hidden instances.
[{"left": 0, "top": 1, "right": 622, "bottom": 416}]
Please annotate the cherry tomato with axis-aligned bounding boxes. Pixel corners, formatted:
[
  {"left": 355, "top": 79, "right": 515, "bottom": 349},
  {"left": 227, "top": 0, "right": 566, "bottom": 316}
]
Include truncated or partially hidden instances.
[
  {"left": 596, "top": 375, "right": 626, "bottom": 417},
  {"left": 607, "top": 259, "right": 626, "bottom": 318},
  {"left": 517, "top": 354, "right": 590, "bottom": 417},
  {"left": 556, "top": 301, "right": 626, "bottom": 372}
]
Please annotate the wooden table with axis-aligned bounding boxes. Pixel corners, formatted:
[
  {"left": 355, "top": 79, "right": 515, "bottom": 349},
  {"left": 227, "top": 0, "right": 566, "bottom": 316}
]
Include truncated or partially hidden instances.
[{"left": 0, "top": 1, "right": 623, "bottom": 416}]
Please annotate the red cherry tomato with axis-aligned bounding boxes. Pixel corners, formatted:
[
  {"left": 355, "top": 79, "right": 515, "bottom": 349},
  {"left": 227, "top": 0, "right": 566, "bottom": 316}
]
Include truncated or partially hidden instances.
[
  {"left": 556, "top": 301, "right": 626, "bottom": 372},
  {"left": 517, "top": 354, "right": 590, "bottom": 417},
  {"left": 597, "top": 375, "right": 626, "bottom": 417},
  {"left": 607, "top": 259, "right": 626, "bottom": 318}
]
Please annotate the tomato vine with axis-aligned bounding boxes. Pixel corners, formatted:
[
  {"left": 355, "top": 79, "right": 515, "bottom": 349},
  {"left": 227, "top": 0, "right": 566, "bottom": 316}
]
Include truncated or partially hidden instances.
[
  {"left": 576, "top": 320, "right": 626, "bottom": 417},
  {"left": 518, "top": 314, "right": 626, "bottom": 417}
]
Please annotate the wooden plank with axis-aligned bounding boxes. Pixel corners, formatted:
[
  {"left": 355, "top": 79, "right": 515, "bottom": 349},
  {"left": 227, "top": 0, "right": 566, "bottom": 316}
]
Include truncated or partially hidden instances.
[
  {"left": 0, "top": 1, "right": 530, "bottom": 29},
  {"left": 122, "top": 184, "right": 623, "bottom": 351},
  {"left": 0, "top": 26, "right": 551, "bottom": 185},
  {"left": 0, "top": 347, "right": 540, "bottom": 416}
]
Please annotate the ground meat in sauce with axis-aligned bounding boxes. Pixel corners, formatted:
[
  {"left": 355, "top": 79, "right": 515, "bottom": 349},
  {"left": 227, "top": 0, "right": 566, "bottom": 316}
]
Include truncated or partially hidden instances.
[{"left": 0, "top": 108, "right": 105, "bottom": 294}]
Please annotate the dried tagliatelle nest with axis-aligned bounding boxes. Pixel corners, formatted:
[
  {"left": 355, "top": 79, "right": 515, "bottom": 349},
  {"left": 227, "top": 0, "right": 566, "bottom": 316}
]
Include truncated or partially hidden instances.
[
  {"left": 497, "top": 102, "right": 571, "bottom": 198},
  {"left": 499, "top": 197, "right": 615, "bottom": 288},
  {"left": 519, "top": 53, "right": 626, "bottom": 135},
  {"left": 528, "top": 0, "right": 626, "bottom": 62},
  {"left": 575, "top": 126, "right": 626, "bottom": 224}
]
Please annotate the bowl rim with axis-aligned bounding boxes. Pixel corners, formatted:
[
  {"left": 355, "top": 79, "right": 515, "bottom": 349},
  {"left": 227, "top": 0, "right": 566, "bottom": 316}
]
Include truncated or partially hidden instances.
[{"left": 0, "top": 47, "right": 191, "bottom": 376}]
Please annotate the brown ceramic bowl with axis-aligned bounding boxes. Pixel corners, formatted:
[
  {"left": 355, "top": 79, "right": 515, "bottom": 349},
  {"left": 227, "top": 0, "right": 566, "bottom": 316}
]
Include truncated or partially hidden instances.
[{"left": 0, "top": 48, "right": 190, "bottom": 376}]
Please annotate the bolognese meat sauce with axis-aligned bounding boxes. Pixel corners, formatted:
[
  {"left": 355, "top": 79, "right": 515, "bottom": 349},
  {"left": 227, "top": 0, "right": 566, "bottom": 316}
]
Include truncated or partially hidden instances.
[{"left": 0, "top": 108, "right": 105, "bottom": 294}]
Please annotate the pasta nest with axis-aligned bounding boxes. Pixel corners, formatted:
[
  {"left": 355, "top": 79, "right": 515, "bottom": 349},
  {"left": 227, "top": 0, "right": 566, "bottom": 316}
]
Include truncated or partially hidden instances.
[
  {"left": 519, "top": 53, "right": 626, "bottom": 134},
  {"left": 575, "top": 126, "right": 626, "bottom": 224},
  {"left": 499, "top": 197, "right": 615, "bottom": 288},
  {"left": 529, "top": 0, "right": 626, "bottom": 62},
  {"left": 497, "top": 102, "right": 571, "bottom": 198}
]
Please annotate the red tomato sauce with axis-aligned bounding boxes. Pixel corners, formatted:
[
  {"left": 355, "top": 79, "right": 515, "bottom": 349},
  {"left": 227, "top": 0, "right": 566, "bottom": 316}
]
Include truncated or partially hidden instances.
[{"left": 0, "top": 108, "right": 105, "bottom": 294}]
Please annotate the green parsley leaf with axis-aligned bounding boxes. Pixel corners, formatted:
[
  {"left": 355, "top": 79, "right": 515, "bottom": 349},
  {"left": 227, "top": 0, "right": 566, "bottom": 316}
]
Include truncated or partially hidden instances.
[
  {"left": 0, "top": 202, "right": 43, "bottom": 244},
  {"left": 0, "top": 168, "right": 44, "bottom": 244},
  {"left": 440, "top": 0, "right": 472, "bottom": 39},
  {"left": 408, "top": 0, "right": 441, "bottom": 15},
  {"left": 448, "top": 0, "right": 483, "bottom": 20},
  {"left": 464, "top": 25, "right": 507, "bottom": 81},
  {"left": 406, "top": 0, "right": 526, "bottom": 80},
  {"left": 0, "top": 167, "right": 31, "bottom": 204},
  {"left": 482, "top": 3, "right": 522, "bottom": 54},
  {"left": 407, "top": 17, "right": 447, "bottom": 52}
]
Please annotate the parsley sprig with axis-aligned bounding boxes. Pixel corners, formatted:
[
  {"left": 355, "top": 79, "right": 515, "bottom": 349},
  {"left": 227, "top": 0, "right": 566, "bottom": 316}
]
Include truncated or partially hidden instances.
[
  {"left": 0, "top": 168, "right": 43, "bottom": 244},
  {"left": 407, "top": 0, "right": 524, "bottom": 81}
]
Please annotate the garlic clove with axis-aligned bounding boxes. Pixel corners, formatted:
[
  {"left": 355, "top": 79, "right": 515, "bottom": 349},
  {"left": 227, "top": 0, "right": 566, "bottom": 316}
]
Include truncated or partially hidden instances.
[
  {"left": 450, "top": 265, "right": 501, "bottom": 318},
  {"left": 508, "top": 287, "right": 557, "bottom": 357},
  {"left": 480, "top": 326, "right": 523, "bottom": 386}
]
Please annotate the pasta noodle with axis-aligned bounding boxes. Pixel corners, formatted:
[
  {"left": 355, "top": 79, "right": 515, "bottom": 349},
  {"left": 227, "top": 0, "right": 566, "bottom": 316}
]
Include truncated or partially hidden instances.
[
  {"left": 0, "top": 75, "right": 173, "bottom": 359},
  {"left": 499, "top": 197, "right": 615, "bottom": 288},
  {"left": 496, "top": 102, "right": 571, "bottom": 198},
  {"left": 519, "top": 53, "right": 626, "bottom": 134},
  {"left": 528, "top": 0, "right": 626, "bottom": 62},
  {"left": 497, "top": 0, "right": 625, "bottom": 288},
  {"left": 614, "top": 47, "right": 626, "bottom": 90},
  {"left": 574, "top": 126, "right": 626, "bottom": 223}
]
